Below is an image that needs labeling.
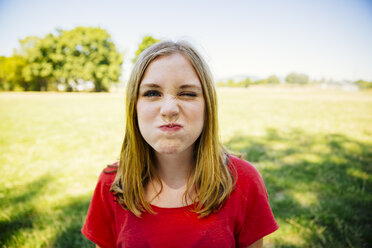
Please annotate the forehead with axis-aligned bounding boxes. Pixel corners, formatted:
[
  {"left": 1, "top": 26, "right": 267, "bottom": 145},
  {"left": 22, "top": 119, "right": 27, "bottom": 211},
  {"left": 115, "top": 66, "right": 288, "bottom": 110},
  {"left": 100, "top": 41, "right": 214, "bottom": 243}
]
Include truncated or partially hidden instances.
[{"left": 140, "top": 53, "right": 201, "bottom": 88}]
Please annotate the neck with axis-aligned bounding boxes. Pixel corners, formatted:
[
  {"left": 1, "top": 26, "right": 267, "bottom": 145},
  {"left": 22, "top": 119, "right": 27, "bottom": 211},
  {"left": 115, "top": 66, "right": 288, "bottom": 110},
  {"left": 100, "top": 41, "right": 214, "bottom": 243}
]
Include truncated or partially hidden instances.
[{"left": 153, "top": 145, "right": 194, "bottom": 189}]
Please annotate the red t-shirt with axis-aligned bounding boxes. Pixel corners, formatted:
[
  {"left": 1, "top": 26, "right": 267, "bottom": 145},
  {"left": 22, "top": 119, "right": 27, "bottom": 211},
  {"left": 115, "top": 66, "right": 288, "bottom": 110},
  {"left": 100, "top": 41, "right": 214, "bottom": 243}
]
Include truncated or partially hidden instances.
[{"left": 82, "top": 156, "right": 279, "bottom": 248}]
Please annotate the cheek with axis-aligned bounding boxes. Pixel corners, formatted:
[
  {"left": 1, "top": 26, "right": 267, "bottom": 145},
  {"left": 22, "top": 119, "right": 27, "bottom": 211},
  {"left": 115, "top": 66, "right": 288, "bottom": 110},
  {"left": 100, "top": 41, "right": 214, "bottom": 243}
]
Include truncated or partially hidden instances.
[
  {"left": 136, "top": 102, "right": 158, "bottom": 144},
  {"left": 186, "top": 101, "right": 205, "bottom": 129},
  {"left": 136, "top": 101, "right": 157, "bottom": 125}
]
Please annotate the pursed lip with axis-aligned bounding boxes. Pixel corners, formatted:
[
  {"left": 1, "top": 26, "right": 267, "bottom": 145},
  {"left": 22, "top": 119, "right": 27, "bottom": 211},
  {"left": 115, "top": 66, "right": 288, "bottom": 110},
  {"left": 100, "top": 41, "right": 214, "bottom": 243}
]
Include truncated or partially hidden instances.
[{"left": 159, "top": 123, "right": 183, "bottom": 131}]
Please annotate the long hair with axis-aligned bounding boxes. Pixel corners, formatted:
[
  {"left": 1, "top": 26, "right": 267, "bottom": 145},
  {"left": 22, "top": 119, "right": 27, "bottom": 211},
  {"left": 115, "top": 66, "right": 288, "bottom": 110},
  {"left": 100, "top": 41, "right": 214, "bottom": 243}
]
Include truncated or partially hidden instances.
[{"left": 110, "top": 40, "right": 236, "bottom": 217}]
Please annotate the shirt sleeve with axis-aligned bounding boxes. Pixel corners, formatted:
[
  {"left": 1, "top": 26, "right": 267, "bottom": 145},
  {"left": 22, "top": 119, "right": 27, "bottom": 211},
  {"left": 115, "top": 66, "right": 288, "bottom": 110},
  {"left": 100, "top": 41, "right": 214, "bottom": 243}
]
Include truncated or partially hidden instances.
[
  {"left": 82, "top": 171, "right": 117, "bottom": 248},
  {"left": 235, "top": 161, "right": 279, "bottom": 248}
]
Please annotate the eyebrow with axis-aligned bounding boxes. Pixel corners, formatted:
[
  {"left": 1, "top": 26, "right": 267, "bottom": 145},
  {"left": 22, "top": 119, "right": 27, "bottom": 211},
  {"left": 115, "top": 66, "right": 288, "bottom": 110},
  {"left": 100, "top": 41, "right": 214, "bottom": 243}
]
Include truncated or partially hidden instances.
[
  {"left": 180, "top": 84, "right": 202, "bottom": 91},
  {"left": 139, "top": 83, "right": 161, "bottom": 89}
]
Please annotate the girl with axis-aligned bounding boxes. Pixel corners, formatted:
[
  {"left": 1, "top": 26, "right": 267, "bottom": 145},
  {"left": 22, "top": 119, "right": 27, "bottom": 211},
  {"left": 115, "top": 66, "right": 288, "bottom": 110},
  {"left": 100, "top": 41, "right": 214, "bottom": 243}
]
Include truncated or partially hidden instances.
[{"left": 82, "top": 40, "right": 278, "bottom": 248}]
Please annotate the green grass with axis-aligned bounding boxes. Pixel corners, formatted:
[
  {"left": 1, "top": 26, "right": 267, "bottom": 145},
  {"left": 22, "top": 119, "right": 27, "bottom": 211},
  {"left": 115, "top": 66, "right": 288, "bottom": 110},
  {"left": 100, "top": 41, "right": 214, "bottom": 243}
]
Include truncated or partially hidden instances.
[{"left": 1, "top": 87, "right": 371, "bottom": 247}]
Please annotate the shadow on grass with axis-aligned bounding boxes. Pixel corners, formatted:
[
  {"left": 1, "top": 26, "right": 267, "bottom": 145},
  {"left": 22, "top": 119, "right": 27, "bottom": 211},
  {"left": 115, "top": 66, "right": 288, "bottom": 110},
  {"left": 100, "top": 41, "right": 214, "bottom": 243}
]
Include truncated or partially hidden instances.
[
  {"left": 0, "top": 175, "right": 52, "bottom": 245},
  {"left": 51, "top": 195, "right": 94, "bottom": 248},
  {"left": 0, "top": 174, "right": 94, "bottom": 247},
  {"left": 225, "top": 128, "right": 372, "bottom": 248}
]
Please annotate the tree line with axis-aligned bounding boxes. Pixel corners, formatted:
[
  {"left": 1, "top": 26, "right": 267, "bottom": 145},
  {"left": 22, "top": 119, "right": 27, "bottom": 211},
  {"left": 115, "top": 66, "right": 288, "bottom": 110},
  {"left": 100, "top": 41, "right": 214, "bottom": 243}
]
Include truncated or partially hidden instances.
[
  {"left": 1, "top": 28, "right": 371, "bottom": 91},
  {"left": 0, "top": 29, "right": 161, "bottom": 92},
  {"left": 217, "top": 75, "right": 282, "bottom": 87},
  {"left": 217, "top": 74, "right": 372, "bottom": 90}
]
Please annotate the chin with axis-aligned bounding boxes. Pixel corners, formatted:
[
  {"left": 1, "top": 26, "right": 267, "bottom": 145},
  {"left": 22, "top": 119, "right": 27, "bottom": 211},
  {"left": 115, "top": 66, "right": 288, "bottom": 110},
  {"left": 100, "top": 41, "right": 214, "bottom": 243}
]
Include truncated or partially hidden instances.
[
  {"left": 157, "top": 146, "right": 181, "bottom": 155},
  {"left": 154, "top": 142, "right": 184, "bottom": 155}
]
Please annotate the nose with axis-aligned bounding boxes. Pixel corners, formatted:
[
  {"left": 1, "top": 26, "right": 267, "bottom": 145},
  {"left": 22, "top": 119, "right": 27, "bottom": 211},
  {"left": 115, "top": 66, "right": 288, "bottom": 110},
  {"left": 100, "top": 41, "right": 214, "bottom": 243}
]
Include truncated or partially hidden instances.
[{"left": 160, "top": 95, "right": 179, "bottom": 120}]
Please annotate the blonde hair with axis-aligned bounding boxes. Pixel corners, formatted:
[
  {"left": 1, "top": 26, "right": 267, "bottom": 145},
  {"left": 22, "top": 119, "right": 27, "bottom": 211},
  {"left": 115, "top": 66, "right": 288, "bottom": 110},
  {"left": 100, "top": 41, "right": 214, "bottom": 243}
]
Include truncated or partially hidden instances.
[{"left": 111, "top": 40, "right": 235, "bottom": 217}]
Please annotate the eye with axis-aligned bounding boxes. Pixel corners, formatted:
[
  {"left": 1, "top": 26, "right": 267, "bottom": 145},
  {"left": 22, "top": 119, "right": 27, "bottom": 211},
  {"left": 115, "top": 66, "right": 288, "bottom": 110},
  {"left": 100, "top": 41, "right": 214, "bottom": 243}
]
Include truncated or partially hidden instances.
[
  {"left": 143, "top": 90, "right": 161, "bottom": 97},
  {"left": 179, "top": 92, "right": 197, "bottom": 97}
]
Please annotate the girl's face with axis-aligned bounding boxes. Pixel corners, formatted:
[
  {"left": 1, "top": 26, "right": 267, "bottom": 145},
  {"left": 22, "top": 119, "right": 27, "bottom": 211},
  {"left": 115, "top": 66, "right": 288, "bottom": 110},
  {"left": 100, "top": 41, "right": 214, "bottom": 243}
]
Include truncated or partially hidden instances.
[{"left": 136, "top": 53, "right": 205, "bottom": 155}]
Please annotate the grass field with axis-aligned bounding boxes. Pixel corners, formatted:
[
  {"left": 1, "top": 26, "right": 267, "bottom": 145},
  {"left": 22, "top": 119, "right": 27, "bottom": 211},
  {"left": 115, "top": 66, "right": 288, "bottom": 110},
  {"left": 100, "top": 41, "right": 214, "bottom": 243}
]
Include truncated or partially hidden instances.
[{"left": 1, "top": 87, "right": 371, "bottom": 247}]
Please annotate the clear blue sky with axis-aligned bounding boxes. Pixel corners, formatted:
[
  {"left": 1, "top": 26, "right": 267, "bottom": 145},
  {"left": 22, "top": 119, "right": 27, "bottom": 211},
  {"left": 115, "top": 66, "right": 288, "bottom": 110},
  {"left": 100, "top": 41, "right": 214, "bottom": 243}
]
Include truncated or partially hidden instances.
[{"left": 0, "top": 0, "right": 371, "bottom": 81}]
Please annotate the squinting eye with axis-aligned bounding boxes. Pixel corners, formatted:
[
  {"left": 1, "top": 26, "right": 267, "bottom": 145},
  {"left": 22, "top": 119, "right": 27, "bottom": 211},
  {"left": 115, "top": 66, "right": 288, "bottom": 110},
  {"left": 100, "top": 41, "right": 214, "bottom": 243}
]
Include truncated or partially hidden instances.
[
  {"left": 143, "top": 90, "right": 161, "bottom": 97},
  {"left": 180, "top": 92, "right": 197, "bottom": 97}
]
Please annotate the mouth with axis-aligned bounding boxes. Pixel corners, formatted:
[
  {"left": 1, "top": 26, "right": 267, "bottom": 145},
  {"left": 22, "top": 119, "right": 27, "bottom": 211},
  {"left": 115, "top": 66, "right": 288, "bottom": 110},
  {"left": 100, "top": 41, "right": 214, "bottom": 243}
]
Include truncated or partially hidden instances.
[{"left": 159, "top": 123, "right": 183, "bottom": 132}]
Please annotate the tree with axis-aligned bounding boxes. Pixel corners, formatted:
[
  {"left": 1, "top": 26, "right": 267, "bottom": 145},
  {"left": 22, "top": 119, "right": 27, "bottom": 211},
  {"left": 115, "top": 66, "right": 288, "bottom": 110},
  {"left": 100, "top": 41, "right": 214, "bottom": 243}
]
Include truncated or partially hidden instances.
[
  {"left": 19, "top": 34, "right": 56, "bottom": 91},
  {"left": 353, "top": 80, "right": 372, "bottom": 90},
  {"left": 267, "top": 75, "right": 280, "bottom": 84},
  {"left": 241, "top": 77, "right": 252, "bottom": 87},
  {"left": 16, "top": 26, "right": 123, "bottom": 92},
  {"left": 0, "top": 55, "right": 27, "bottom": 91},
  {"left": 55, "top": 27, "right": 123, "bottom": 92},
  {"left": 253, "top": 78, "right": 268, "bottom": 85},
  {"left": 132, "top": 36, "right": 161, "bottom": 63},
  {"left": 0, "top": 56, "right": 5, "bottom": 89},
  {"left": 285, "top": 73, "right": 309, "bottom": 85}
]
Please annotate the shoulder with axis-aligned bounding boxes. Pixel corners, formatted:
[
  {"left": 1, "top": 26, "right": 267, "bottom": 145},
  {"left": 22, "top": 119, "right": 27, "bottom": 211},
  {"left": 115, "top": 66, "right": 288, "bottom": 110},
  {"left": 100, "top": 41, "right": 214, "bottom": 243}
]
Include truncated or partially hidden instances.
[
  {"left": 227, "top": 155, "right": 267, "bottom": 197},
  {"left": 228, "top": 155, "right": 262, "bottom": 181},
  {"left": 89, "top": 161, "right": 120, "bottom": 208},
  {"left": 97, "top": 161, "right": 119, "bottom": 188}
]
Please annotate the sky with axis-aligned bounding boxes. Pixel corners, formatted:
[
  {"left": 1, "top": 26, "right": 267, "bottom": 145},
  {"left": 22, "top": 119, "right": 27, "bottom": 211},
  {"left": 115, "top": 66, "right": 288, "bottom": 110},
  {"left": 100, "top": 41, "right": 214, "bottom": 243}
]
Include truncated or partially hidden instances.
[{"left": 0, "top": 0, "right": 371, "bottom": 81}]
